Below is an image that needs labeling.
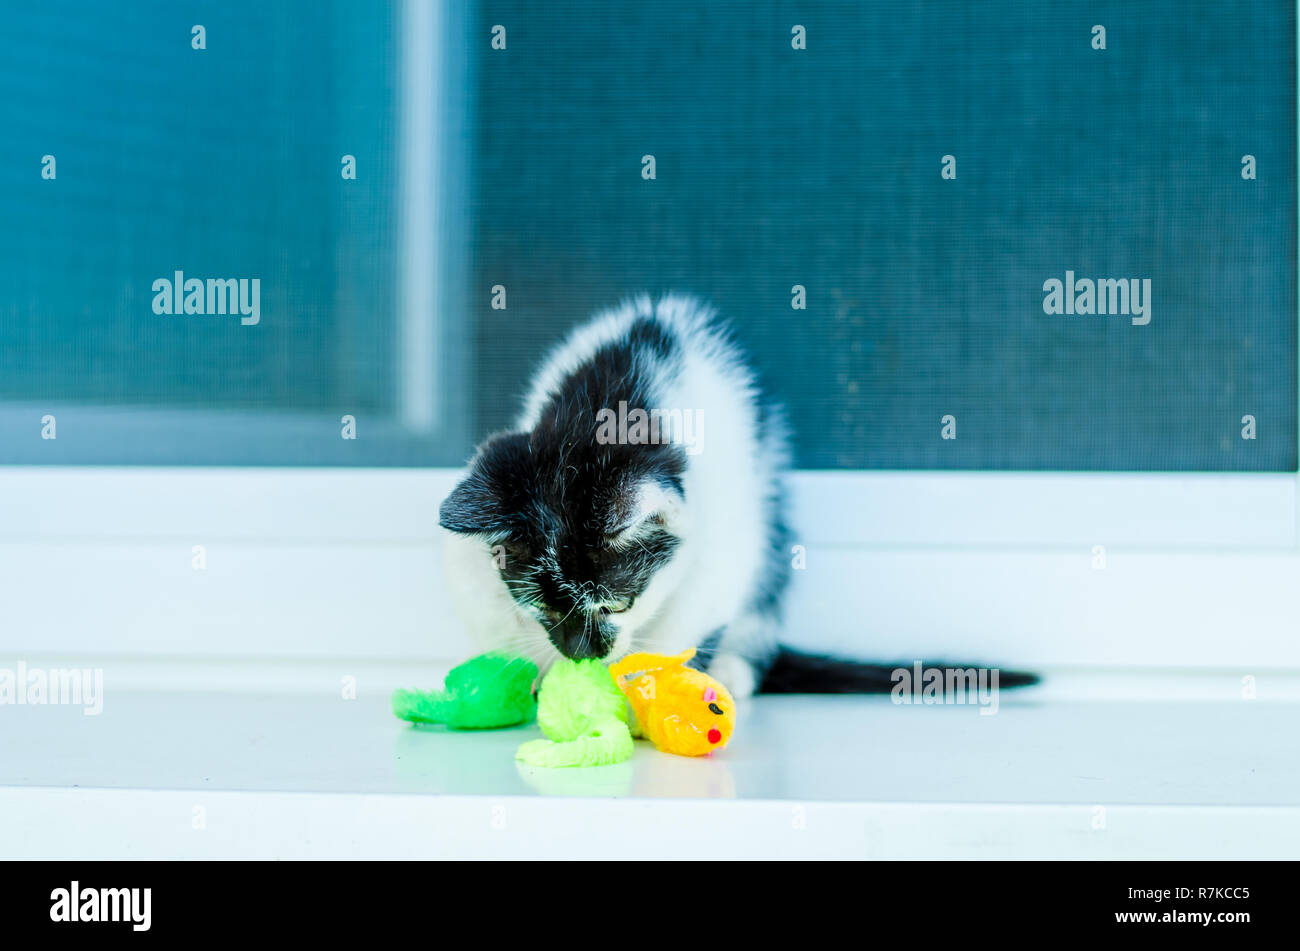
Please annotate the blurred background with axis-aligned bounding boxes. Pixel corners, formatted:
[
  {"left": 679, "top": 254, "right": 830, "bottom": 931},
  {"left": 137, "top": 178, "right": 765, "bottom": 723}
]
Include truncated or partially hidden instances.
[
  {"left": 0, "top": 1, "right": 1297, "bottom": 674},
  {"left": 2, "top": 0, "right": 1293, "bottom": 470}
]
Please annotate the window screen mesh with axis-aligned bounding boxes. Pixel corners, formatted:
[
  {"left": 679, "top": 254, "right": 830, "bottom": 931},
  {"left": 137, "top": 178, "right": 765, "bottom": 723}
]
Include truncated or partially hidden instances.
[{"left": 0, "top": 0, "right": 1294, "bottom": 469}]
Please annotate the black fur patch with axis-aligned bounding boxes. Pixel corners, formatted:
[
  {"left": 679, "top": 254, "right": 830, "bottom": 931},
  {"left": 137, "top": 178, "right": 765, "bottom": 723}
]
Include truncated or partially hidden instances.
[{"left": 440, "top": 314, "right": 687, "bottom": 659}]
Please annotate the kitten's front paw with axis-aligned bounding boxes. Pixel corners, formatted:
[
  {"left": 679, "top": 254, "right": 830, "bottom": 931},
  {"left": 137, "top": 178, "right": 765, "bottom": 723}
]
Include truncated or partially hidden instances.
[{"left": 708, "top": 652, "right": 757, "bottom": 699}]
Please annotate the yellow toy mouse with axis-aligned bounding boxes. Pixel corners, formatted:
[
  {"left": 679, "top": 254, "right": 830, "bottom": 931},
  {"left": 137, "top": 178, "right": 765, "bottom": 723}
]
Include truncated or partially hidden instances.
[{"left": 608, "top": 648, "right": 737, "bottom": 756}]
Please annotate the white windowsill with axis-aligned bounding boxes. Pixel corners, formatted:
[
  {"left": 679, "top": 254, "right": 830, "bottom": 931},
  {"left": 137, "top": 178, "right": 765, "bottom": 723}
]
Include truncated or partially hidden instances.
[
  {"left": 3, "top": 663, "right": 1297, "bottom": 859},
  {"left": 5, "top": 466, "right": 1298, "bottom": 855},
  {"left": 5, "top": 467, "right": 1300, "bottom": 668}
]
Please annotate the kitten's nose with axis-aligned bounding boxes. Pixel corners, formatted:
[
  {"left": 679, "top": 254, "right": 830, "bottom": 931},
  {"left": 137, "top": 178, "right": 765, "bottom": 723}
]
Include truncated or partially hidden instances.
[
  {"left": 561, "top": 637, "right": 606, "bottom": 660},
  {"left": 549, "top": 614, "right": 613, "bottom": 660}
]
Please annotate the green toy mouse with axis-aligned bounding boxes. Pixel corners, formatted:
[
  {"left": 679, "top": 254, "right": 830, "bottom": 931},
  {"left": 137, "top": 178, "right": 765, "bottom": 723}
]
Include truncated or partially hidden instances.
[
  {"left": 391, "top": 653, "right": 635, "bottom": 767},
  {"left": 391, "top": 652, "right": 538, "bottom": 729},
  {"left": 514, "top": 657, "right": 634, "bottom": 767}
]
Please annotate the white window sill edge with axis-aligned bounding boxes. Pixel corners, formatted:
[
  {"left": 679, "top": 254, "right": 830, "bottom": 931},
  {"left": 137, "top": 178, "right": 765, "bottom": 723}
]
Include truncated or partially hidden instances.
[
  {"left": 5, "top": 787, "right": 1296, "bottom": 860},
  {"left": 3, "top": 662, "right": 1297, "bottom": 859}
]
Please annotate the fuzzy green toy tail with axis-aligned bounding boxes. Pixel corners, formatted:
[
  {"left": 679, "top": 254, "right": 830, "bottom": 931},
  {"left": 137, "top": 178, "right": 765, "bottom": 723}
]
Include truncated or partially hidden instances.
[
  {"left": 515, "top": 716, "right": 634, "bottom": 768},
  {"left": 390, "top": 688, "right": 451, "bottom": 725}
]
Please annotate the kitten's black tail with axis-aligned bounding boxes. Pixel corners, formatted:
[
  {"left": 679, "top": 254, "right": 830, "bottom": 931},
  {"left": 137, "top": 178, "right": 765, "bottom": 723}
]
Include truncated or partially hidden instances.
[{"left": 757, "top": 647, "right": 1039, "bottom": 694}]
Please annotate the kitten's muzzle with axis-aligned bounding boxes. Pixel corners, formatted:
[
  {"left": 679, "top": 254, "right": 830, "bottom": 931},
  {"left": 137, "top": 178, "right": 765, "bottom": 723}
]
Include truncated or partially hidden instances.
[{"left": 547, "top": 613, "right": 614, "bottom": 660}]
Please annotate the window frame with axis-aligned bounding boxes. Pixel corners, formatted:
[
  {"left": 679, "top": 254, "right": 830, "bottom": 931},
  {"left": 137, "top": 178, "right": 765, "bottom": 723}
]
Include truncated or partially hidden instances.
[{"left": 3, "top": 467, "right": 1300, "bottom": 670}]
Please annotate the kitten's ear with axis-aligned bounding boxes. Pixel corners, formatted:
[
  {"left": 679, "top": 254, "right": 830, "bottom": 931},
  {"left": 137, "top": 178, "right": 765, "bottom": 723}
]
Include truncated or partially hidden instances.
[
  {"left": 438, "top": 471, "right": 503, "bottom": 535},
  {"left": 439, "top": 432, "right": 530, "bottom": 536},
  {"left": 618, "top": 476, "right": 686, "bottom": 534}
]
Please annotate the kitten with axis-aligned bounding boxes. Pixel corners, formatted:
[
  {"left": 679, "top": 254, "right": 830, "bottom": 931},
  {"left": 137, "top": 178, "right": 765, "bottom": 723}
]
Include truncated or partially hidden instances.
[{"left": 439, "top": 294, "right": 1036, "bottom": 697}]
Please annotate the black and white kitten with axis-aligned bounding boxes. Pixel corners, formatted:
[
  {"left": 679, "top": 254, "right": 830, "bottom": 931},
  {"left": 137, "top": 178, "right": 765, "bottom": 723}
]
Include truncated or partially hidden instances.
[
  {"left": 440, "top": 294, "right": 1033, "bottom": 696},
  {"left": 440, "top": 294, "right": 783, "bottom": 696}
]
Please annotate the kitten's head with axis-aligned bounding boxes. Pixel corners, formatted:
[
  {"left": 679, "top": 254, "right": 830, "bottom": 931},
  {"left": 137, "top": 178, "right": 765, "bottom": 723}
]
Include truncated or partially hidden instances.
[{"left": 440, "top": 427, "right": 687, "bottom": 661}]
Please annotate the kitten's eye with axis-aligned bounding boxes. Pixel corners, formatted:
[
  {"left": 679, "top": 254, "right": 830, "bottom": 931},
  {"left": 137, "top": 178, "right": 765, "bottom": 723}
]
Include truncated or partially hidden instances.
[
  {"left": 602, "top": 529, "right": 631, "bottom": 547},
  {"left": 599, "top": 599, "right": 633, "bottom": 615}
]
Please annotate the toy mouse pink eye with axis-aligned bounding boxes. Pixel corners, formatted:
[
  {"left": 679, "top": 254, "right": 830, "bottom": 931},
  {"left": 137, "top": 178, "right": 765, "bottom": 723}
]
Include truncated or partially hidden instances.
[{"left": 702, "top": 687, "right": 717, "bottom": 702}]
